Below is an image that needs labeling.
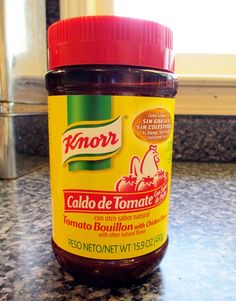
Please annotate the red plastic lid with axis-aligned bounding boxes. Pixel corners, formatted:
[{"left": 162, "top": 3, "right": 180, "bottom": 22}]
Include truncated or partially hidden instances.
[{"left": 48, "top": 16, "right": 174, "bottom": 72}]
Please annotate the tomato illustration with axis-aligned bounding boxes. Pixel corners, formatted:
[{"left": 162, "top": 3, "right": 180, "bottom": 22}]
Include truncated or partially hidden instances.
[
  {"left": 136, "top": 176, "right": 155, "bottom": 192},
  {"left": 153, "top": 170, "right": 167, "bottom": 187},
  {"left": 114, "top": 146, "right": 168, "bottom": 193},
  {"left": 115, "top": 175, "right": 137, "bottom": 192}
]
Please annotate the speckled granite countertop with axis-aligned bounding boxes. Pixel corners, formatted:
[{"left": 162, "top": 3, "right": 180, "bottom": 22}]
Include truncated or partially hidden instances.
[{"left": 1, "top": 163, "right": 236, "bottom": 301}]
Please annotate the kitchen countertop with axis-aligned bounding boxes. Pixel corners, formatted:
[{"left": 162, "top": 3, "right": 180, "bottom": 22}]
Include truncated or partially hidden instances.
[{"left": 0, "top": 163, "right": 236, "bottom": 301}]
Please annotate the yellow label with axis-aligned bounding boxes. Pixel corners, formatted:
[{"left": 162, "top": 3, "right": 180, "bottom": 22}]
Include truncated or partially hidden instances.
[{"left": 48, "top": 95, "right": 175, "bottom": 260}]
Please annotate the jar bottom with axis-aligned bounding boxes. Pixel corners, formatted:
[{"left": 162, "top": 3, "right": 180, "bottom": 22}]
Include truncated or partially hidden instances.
[{"left": 52, "top": 238, "right": 168, "bottom": 286}]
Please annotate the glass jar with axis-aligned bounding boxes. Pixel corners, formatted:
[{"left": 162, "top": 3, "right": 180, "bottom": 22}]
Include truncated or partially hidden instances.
[{"left": 46, "top": 16, "right": 177, "bottom": 286}]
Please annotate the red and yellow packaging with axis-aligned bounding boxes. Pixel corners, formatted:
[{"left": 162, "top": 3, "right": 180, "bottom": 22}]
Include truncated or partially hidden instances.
[{"left": 48, "top": 94, "right": 175, "bottom": 260}]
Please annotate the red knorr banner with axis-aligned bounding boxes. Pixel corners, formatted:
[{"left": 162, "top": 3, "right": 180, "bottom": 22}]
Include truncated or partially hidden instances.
[{"left": 63, "top": 180, "right": 168, "bottom": 214}]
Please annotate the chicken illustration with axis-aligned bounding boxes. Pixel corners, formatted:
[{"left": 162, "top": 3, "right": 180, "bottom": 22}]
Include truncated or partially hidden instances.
[
  {"left": 115, "top": 145, "right": 163, "bottom": 192},
  {"left": 130, "top": 145, "right": 159, "bottom": 179}
]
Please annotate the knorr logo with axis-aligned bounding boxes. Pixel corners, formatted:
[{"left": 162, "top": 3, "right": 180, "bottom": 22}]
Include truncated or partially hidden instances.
[{"left": 62, "top": 116, "right": 122, "bottom": 165}]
